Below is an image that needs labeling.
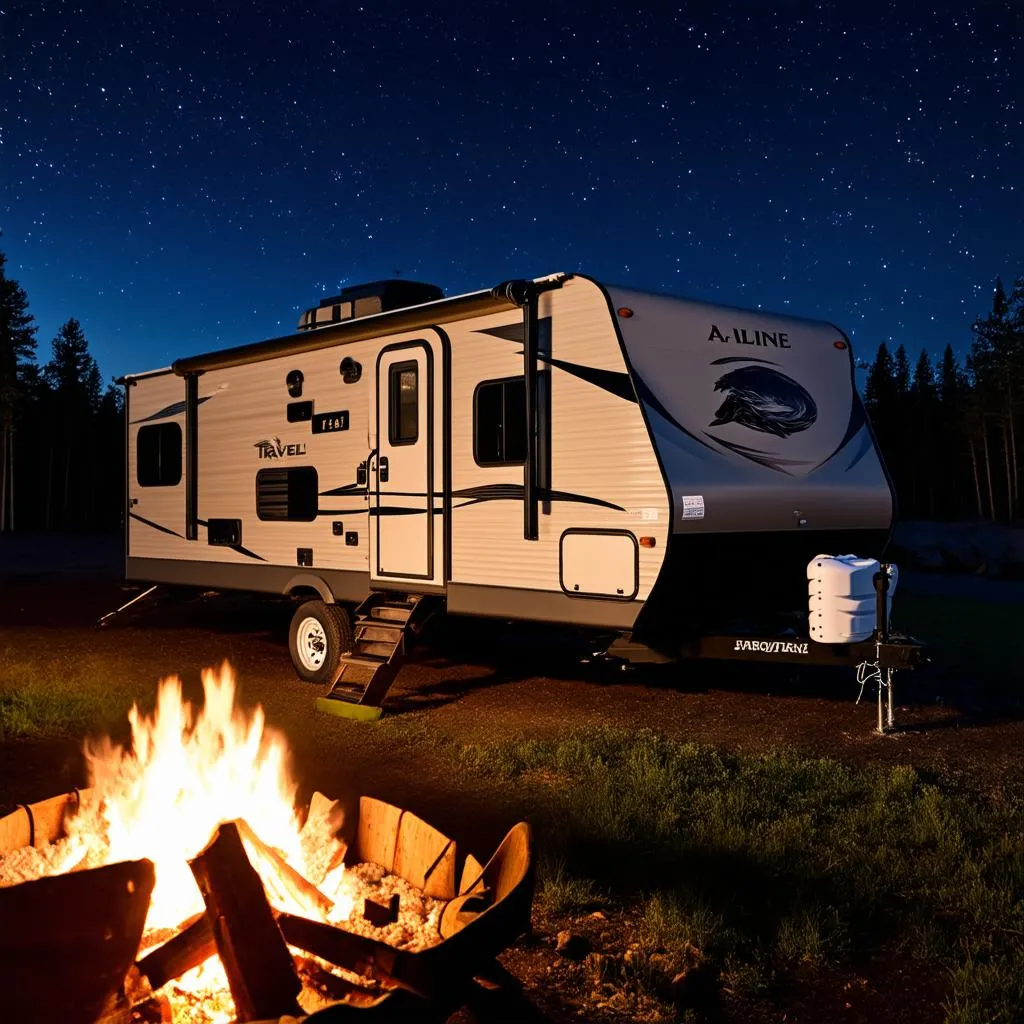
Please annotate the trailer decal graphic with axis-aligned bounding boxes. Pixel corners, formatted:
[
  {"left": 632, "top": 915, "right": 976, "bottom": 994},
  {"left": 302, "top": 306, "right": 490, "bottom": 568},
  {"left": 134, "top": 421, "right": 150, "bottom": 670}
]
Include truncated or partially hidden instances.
[
  {"left": 476, "top": 321, "right": 636, "bottom": 402},
  {"left": 708, "top": 324, "right": 792, "bottom": 348},
  {"left": 129, "top": 511, "right": 184, "bottom": 539},
  {"left": 130, "top": 395, "right": 211, "bottom": 425},
  {"left": 535, "top": 356, "right": 635, "bottom": 402},
  {"left": 452, "top": 483, "right": 625, "bottom": 511},
  {"left": 253, "top": 436, "right": 308, "bottom": 459},
  {"left": 710, "top": 366, "right": 817, "bottom": 439},
  {"left": 319, "top": 481, "right": 364, "bottom": 497},
  {"left": 193, "top": 520, "right": 267, "bottom": 561},
  {"left": 733, "top": 640, "right": 809, "bottom": 655},
  {"left": 320, "top": 485, "right": 623, "bottom": 515}
]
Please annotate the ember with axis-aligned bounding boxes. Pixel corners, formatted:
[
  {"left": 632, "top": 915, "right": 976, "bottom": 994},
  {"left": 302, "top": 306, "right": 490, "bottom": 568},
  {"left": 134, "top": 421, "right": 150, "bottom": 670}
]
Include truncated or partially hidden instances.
[{"left": 0, "top": 662, "right": 534, "bottom": 1024}]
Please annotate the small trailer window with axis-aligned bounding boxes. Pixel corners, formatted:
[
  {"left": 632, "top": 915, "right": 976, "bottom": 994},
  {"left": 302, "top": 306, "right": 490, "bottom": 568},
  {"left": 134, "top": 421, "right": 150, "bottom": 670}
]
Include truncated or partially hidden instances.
[
  {"left": 136, "top": 423, "right": 182, "bottom": 487},
  {"left": 388, "top": 362, "right": 418, "bottom": 445},
  {"left": 474, "top": 377, "right": 527, "bottom": 466},
  {"left": 256, "top": 467, "right": 318, "bottom": 521}
]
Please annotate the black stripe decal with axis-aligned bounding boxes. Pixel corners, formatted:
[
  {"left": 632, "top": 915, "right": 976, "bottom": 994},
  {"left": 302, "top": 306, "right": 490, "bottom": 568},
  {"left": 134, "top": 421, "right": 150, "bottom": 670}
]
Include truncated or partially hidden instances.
[
  {"left": 631, "top": 371, "right": 720, "bottom": 455},
  {"left": 130, "top": 512, "right": 184, "bottom": 538},
  {"left": 536, "top": 355, "right": 636, "bottom": 402},
  {"left": 229, "top": 542, "right": 267, "bottom": 561},
  {"left": 709, "top": 355, "right": 781, "bottom": 367},
  {"left": 131, "top": 396, "right": 211, "bottom": 425},
  {"left": 322, "top": 486, "right": 622, "bottom": 514},
  {"left": 452, "top": 483, "right": 624, "bottom": 511},
  {"left": 475, "top": 322, "right": 526, "bottom": 341},
  {"left": 194, "top": 517, "right": 266, "bottom": 560},
  {"left": 474, "top": 317, "right": 636, "bottom": 402},
  {"left": 319, "top": 482, "right": 364, "bottom": 496}
]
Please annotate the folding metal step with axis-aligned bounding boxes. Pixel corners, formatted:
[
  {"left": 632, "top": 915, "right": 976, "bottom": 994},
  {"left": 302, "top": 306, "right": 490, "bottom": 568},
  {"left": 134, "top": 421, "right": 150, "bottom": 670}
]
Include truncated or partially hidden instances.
[
  {"left": 316, "top": 593, "right": 438, "bottom": 719},
  {"left": 369, "top": 605, "right": 413, "bottom": 623},
  {"left": 355, "top": 621, "right": 405, "bottom": 644}
]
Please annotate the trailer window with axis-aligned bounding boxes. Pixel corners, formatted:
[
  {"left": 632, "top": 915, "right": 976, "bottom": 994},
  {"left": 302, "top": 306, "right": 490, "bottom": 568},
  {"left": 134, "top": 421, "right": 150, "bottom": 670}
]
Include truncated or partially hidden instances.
[
  {"left": 136, "top": 423, "right": 182, "bottom": 487},
  {"left": 474, "top": 377, "right": 527, "bottom": 466},
  {"left": 256, "top": 467, "right": 318, "bottom": 521},
  {"left": 388, "top": 361, "right": 418, "bottom": 445}
]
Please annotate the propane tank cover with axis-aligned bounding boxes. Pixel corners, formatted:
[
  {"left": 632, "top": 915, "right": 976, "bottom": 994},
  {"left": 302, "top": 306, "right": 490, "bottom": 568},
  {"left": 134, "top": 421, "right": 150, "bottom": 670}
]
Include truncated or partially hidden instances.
[{"left": 807, "top": 555, "right": 898, "bottom": 644}]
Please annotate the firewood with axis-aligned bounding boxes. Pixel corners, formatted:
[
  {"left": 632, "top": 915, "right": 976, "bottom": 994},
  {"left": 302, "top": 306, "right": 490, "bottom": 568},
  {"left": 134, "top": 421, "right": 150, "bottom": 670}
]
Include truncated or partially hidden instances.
[
  {"left": 276, "top": 912, "right": 402, "bottom": 989},
  {"left": 0, "top": 857, "right": 154, "bottom": 1024},
  {"left": 299, "top": 791, "right": 347, "bottom": 885},
  {"left": 135, "top": 913, "right": 217, "bottom": 991},
  {"left": 189, "top": 821, "right": 302, "bottom": 1022},
  {"left": 232, "top": 817, "right": 334, "bottom": 919}
]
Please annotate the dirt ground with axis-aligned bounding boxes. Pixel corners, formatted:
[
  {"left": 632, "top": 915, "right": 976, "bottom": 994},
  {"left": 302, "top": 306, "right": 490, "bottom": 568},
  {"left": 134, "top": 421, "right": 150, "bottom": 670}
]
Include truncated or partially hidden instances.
[{"left": 1, "top": 544, "right": 1022, "bottom": 1023}]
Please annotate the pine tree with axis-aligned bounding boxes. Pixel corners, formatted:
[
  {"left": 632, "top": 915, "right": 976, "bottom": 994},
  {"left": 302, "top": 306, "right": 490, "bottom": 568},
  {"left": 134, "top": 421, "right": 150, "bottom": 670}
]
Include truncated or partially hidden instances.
[
  {"left": 911, "top": 350, "right": 934, "bottom": 398},
  {"left": 0, "top": 247, "right": 38, "bottom": 531},
  {"left": 938, "top": 345, "right": 963, "bottom": 406},
  {"left": 970, "top": 277, "right": 1023, "bottom": 519},
  {"left": 43, "top": 318, "right": 104, "bottom": 528},
  {"left": 863, "top": 343, "right": 894, "bottom": 411},
  {"left": 909, "top": 350, "right": 937, "bottom": 515},
  {"left": 893, "top": 345, "right": 911, "bottom": 395}
]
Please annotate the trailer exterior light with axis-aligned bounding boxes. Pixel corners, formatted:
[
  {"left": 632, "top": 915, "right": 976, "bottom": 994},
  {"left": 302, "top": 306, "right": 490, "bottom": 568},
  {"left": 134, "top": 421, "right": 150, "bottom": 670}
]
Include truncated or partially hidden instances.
[
  {"left": 617, "top": 307, "right": 634, "bottom": 318},
  {"left": 639, "top": 536, "right": 656, "bottom": 548},
  {"left": 834, "top": 340, "right": 847, "bottom": 350}
]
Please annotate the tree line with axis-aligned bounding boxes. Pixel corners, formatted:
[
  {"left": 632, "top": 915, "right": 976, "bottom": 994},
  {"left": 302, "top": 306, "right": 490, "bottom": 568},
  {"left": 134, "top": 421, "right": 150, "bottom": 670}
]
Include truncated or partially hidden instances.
[
  {"left": 863, "top": 275, "right": 1024, "bottom": 522},
  {"left": 0, "top": 248, "right": 124, "bottom": 533},
  {"left": 1, "top": 245, "right": 1021, "bottom": 533}
]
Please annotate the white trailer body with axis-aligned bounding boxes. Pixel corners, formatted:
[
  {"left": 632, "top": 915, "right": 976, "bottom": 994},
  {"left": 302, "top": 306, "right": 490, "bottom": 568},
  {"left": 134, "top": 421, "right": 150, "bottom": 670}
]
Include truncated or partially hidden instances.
[{"left": 122, "top": 272, "right": 893, "bottom": 647}]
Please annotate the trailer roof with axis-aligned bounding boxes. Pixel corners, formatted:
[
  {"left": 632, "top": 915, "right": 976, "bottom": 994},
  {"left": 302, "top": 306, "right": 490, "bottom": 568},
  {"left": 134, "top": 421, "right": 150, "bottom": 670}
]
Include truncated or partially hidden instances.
[{"left": 169, "top": 274, "right": 567, "bottom": 376}]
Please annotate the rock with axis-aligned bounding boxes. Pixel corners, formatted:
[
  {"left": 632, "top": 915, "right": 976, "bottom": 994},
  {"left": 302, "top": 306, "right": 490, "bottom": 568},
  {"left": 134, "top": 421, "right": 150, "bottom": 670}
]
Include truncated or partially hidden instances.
[
  {"left": 669, "top": 961, "right": 721, "bottom": 1009},
  {"left": 556, "top": 930, "right": 589, "bottom": 960}
]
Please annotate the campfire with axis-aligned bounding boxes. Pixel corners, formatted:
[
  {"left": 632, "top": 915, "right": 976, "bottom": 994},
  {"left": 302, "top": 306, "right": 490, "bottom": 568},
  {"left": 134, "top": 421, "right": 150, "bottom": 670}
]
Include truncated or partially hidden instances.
[{"left": 0, "top": 663, "right": 532, "bottom": 1023}]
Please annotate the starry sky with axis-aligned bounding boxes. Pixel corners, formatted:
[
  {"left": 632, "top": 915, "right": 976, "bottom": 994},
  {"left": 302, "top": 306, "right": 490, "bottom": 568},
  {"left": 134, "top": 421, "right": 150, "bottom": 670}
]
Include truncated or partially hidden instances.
[{"left": 3, "top": 1, "right": 1021, "bottom": 385}]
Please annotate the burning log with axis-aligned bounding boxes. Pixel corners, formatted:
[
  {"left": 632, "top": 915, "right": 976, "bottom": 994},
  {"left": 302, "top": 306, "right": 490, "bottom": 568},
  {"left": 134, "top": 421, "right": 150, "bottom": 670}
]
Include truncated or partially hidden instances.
[
  {"left": 0, "top": 857, "right": 155, "bottom": 1024},
  {"left": 277, "top": 912, "right": 414, "bottom": 994},
  {"left": 233, "top": 816, "right": 335, "bottom": 919},
  {"left": 135, "top": 913, "right": 217, "bottom": 992},
  {"left": 189, "top": 821, "right": 302, "bottom": 1022}
]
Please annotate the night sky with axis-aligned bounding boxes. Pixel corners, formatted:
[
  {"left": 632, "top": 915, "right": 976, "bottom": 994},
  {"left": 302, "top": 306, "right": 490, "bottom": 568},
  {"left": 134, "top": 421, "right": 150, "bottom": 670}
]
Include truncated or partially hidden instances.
[{"left": 4, "top": 2, "right": 1022, "bottom": 384}]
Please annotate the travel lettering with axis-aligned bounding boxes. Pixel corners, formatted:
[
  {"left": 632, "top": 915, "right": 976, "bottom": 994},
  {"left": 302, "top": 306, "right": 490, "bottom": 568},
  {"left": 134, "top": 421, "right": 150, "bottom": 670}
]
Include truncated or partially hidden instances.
[{"left": 254, "top": 437, "right": 307, "bottom": 459}]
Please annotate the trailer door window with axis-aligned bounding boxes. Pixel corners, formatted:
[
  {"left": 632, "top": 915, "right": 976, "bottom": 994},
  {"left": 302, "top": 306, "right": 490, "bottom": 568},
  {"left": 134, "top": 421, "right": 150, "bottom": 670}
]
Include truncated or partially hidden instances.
[
  {"left": 388, "top": 361, "right": 418, "bottom": 445},
  {"left": 136, "top": 423, "right": 182, "bottom": 487},
  {"left": 474, "top": 377, "right": 527, "bottom": 466},
  {"left": 256, "top": 467, "right": 318, "bottom": 521}
]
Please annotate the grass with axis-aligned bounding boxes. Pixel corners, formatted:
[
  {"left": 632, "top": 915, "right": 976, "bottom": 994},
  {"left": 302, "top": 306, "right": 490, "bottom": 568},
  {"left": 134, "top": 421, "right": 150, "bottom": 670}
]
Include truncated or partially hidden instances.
[
  {"left": 895, "top": 590, "right": 1024, "bottom": 685},
  {"left": 0, "top": 649, "right": 150, "bottom": 741},
  {"left": 443, "top": 728, "right": 1024, "bottom": 1023},
  {"left": 3, "top": 585, "right": 1023, "bottom": 1020}
]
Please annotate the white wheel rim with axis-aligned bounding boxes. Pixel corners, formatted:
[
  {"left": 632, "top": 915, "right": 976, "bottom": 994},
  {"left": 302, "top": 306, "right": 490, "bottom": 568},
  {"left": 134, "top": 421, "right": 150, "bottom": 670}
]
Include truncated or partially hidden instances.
[{"left": 297, "top": 616, "right": 328, "bottom": 671}]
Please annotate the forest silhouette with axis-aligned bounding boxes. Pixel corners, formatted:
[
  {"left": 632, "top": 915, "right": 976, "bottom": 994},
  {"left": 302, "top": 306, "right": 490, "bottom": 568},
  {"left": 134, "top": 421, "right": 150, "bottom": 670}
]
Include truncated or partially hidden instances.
[{"left": 1, "top": 247, "right": 1021, "bottom": 535}]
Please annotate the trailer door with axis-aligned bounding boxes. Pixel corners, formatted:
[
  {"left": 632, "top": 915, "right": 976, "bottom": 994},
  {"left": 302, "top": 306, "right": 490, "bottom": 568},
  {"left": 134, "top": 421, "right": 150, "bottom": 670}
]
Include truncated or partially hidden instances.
[{"left": 370, "top": 341, "right": 435, "bottom": 582}]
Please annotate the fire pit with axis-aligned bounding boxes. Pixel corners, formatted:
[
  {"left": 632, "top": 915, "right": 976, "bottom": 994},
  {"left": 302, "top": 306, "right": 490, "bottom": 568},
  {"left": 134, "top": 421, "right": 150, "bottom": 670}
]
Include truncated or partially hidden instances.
[{"left": 0, "top": 664, "right": 533, "bottom": 1023}]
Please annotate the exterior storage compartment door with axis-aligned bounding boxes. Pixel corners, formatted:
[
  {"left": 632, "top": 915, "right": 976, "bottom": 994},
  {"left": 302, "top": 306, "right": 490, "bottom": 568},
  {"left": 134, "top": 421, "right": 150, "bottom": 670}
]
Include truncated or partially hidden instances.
[{"left": 560, "top": 530, "right": 638, "bottom": 600}]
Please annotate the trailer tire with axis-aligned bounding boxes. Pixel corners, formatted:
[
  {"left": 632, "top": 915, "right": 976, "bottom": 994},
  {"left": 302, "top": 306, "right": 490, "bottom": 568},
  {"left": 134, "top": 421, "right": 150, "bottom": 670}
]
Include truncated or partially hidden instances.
[{"left": 288, "top": 600, "right": 353, "bottom": 685}]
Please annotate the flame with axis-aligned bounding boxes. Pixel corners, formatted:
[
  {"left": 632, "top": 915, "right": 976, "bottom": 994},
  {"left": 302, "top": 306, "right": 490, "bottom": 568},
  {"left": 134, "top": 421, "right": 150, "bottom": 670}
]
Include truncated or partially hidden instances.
[
  {"left": 2, "top": 663, "right": 371, "bottom": 1021},
  {"left": 67, "top": 662, "right": 325, "bottom": 931}
]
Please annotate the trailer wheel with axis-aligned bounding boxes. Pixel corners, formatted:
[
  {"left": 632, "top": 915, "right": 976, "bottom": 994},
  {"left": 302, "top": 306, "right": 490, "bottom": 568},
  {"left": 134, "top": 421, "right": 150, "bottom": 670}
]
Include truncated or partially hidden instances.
[{"left": 288, "top": 600, "right": 353, "bottom": 684}]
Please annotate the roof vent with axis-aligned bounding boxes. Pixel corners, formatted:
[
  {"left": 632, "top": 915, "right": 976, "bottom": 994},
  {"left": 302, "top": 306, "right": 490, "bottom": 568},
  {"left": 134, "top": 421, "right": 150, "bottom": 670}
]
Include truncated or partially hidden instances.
[{"left": 298, "top": 279, "right": 444, "bottom": 331}]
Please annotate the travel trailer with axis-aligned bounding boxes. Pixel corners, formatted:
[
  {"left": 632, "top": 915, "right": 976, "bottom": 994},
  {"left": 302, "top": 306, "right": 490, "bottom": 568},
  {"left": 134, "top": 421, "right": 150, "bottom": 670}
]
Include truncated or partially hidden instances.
[{"left": 120, "top": 272, "right": 923, "bottom": 720}]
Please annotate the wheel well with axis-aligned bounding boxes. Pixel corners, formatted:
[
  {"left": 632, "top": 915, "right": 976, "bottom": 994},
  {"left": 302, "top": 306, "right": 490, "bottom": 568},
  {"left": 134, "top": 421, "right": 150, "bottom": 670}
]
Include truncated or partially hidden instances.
[{"left": 283, "top": 573, "right": 334, "bottom": 604}]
